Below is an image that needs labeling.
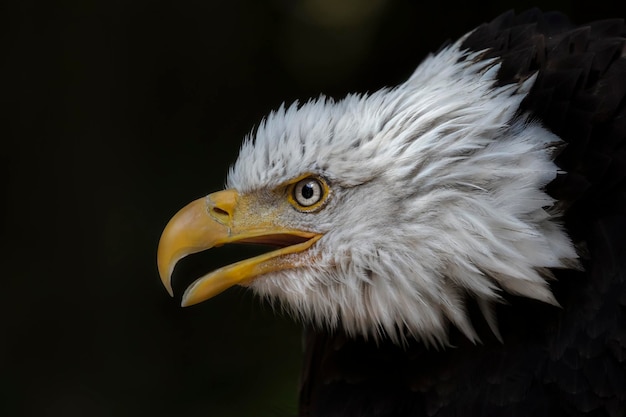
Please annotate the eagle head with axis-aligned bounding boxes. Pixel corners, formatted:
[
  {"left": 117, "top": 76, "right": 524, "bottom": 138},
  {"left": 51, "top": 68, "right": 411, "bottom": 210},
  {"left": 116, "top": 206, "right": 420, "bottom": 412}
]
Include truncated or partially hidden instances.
[{"left": 157, "top": 38, "right": 578, "bottom": 345}]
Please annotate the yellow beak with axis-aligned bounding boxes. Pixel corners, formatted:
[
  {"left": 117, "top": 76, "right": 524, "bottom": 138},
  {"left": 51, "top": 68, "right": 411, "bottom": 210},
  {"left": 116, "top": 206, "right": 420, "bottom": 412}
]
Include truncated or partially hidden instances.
[{"left": 157, "top": 189, "right": 321, "bottom": 306}]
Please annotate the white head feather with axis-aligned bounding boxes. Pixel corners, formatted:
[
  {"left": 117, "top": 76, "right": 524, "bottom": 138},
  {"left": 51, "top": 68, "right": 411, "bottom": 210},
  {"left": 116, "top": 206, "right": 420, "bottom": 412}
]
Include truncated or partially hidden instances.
[{"left": 227, "top": 37, "right": 578, "bottom": 345}]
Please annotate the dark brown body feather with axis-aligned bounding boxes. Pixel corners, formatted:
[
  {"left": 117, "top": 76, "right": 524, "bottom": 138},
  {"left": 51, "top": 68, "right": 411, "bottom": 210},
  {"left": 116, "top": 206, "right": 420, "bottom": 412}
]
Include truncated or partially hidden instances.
[{"left": 299, "top": 10, "right": 626, "bottom": 417}]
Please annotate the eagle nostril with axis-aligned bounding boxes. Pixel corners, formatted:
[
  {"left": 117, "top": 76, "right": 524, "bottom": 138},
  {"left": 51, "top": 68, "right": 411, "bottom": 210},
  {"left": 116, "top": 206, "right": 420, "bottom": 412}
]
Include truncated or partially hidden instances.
[
  {"left": 212, "top": 207, "right": 229, "bottom": 216},
  {"left": 209, "top": 205, "right": 231, "bottom": 224}
]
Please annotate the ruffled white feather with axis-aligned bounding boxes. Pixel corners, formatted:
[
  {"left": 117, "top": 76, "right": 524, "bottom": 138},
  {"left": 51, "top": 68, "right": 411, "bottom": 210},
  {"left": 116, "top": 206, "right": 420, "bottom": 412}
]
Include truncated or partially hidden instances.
[{"left": 227, "top": 36, "right": 579, "bottom": 345}]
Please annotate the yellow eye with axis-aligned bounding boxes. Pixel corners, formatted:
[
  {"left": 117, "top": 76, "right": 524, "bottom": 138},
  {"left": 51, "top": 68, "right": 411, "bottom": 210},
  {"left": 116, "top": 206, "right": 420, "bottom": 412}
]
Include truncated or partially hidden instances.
[{"left": 288, "top": 176, "right": 329, "bottom": 211}]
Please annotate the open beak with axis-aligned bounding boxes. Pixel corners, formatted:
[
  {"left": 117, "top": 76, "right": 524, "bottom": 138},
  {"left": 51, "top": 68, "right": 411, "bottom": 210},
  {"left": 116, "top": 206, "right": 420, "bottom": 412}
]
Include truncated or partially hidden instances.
[{"left": 157, "top": 189, "right": 321, "bottom": 306}]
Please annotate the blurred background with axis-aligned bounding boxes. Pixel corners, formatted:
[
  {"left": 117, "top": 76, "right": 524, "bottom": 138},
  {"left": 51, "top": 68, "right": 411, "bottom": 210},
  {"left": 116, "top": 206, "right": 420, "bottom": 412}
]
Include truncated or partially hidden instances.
[{"left": 3, "top": 1, "right": 625, "bottom": 416}]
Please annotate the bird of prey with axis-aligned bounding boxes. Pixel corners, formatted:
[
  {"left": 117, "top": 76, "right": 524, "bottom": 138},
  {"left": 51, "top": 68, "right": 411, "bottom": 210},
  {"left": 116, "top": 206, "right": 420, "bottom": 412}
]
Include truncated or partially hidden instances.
[{"left": 157, "top": 9, "right": 626, "bottom": 417}]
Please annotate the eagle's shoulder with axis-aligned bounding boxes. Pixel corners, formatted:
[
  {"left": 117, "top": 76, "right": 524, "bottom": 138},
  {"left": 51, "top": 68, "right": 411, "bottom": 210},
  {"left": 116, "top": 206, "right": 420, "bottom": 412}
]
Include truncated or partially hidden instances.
[{"left": 462, "top": 9, "right": 626, "bottom": 208}]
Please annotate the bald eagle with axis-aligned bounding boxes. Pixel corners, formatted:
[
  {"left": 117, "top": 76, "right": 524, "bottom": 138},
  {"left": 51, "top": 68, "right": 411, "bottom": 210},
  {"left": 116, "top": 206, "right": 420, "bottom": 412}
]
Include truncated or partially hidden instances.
[{"left": 157, "top": 10, "right": 626, "bottom": 417}]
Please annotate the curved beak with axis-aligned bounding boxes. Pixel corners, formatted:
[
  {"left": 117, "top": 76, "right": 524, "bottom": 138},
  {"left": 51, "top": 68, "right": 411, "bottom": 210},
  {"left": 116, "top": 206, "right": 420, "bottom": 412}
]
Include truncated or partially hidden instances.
[{"left": 157, "top": 189, "right": 321, "bottom": 306}]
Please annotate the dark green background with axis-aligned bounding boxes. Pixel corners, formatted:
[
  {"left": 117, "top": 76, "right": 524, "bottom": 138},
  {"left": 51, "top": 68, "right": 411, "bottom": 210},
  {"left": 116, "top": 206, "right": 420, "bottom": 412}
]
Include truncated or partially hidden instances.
[{"left": 3, "top": 1, "right": 625, "bottom": 416}]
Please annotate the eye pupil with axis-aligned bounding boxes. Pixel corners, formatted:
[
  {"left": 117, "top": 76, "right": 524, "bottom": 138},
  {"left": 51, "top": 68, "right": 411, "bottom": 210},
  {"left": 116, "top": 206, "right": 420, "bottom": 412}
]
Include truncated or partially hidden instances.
[{"left": 301, "top": 183, "right": 315, "bottom": 199}]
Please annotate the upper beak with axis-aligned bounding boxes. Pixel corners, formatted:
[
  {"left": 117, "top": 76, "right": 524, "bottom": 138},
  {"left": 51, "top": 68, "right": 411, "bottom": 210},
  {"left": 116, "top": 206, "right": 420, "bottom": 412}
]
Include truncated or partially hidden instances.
[{"left": 157, "top": 189, "right": 321, "bottom": 306}]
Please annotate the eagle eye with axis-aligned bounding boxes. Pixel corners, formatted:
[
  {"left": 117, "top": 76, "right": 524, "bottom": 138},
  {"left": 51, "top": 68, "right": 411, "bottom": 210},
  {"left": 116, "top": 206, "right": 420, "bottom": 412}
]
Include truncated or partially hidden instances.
[{"left": 288, "top": 176, "right": 329, "bottom": 211}]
